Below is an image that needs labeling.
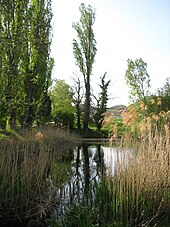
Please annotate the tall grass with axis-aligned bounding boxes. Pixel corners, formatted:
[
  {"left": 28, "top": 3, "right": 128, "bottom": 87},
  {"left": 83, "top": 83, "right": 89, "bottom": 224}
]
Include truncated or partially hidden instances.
[
  {"left": 110, "top": 128, "right": 170, "bottom": 226},
  {"left": 106, "top": 100, "right": 170, "bottom": 226},
  {"left": 53, "top": 100, "right": 170, "bottom": 226},
  {"left": 56, "top": 130, "right": 170, "bottom": 226},
  {"left": 0, "top": 140, "right": 52, "bottom": 223},
  {"left": 0, "top": 126, "right": 79, "bottom": 224}
]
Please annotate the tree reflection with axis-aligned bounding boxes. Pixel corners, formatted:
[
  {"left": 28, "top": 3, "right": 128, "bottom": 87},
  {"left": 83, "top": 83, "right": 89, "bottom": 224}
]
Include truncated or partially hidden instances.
[
  {"left": 82, "top": 143, "right": 90, "bottom": 196},
  {"left": 52, "top": 143, "right": 108, "bottom": 217},
  {"left": 75, "top": 145, "right": 81, "bottom": 174},
  {"left": 95, "top": 144, "right": 105, "bottom": 177}
]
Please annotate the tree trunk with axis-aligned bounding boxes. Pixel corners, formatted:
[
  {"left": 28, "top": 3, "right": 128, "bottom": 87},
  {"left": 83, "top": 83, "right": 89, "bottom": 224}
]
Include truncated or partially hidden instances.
[
  {"left": 9, "top": 109, "right": 17, "bottom": 130},
  {"left": 83, "top": 81, "right": 90, "bottom": 130},
  {"left": 77, "top": 105, "right": 81, "bottom": 129}
]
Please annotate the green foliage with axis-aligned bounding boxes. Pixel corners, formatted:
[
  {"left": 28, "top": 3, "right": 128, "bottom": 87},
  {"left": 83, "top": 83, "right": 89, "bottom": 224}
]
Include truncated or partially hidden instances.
[
  {"left": 157, "top": 76, "right": 170, "bottom": 97},
  {"left": 146, "top": 95, "right": 170, "bottom": 115},
  {"left": 50, "top": 80, "right": 75, "bottom": 129},
  {"left": 153, "top": 77, "right": 170, "bottom": 113},
  {"left": 73, "top": 3, "right": 97, "bottom": 130},
  {"left": 94, "top": 72, "right": 111, "bottom": 131},
  {"left": 125, "top": 58, "right": 151, "bottom": 103},
  {"left": 0, "top": 0, "right": 53, "bottom": 129},
  {"left": 54, "top": 111, "right": 74, "bottom": 129}
]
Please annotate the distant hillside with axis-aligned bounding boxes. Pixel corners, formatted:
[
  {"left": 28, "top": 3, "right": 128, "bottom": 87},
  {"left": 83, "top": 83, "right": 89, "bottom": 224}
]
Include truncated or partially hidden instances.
[{"left": 107, "top": 105, "right": 126, "bottom": 118}]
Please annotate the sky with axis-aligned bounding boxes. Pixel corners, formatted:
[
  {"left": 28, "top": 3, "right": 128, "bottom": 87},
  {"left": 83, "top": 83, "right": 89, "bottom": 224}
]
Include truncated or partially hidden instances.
[{"left": 50, "top": 0, "right": 170, "bottom": 106}]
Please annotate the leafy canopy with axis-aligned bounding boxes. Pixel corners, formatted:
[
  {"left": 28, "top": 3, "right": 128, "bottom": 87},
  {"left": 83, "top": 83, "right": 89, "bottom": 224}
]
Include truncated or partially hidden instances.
[
  {"left": 49, "top": 80, "right": 75, "bottom": 128},
  {"left": 72, "top": 3, "right": 97, "bottom": 79},
  {"left": 125, "top": 58, "right": 151, "bottom": 103}
]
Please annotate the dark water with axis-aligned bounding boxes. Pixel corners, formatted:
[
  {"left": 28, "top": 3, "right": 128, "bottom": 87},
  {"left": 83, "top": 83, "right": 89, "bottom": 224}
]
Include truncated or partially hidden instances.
[{"left": 48, "top": 142, "right": 118, "bottom": 221}]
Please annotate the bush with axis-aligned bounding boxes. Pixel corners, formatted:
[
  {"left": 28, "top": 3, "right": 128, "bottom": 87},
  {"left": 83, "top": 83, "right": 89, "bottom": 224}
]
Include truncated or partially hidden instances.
[{"left": 54, "top": 111, "right": 75, "bottom": 129}]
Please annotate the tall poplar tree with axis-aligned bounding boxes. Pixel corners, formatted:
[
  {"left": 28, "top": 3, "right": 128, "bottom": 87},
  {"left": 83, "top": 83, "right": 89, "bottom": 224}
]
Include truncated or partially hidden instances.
[
  {"left": 21, "top": 0, "right": 53, "bottom": 128},
  {"left": 0, "top": 0, "right": 53, "bottom": 129},
  {"left": 72, "top": 75, "right": 84, "bottom": 129},
  {"left": 0, "top": 4, "right": 7, "bottom": 129},
  {"left": 0, "top": 0, "right": 27, "bottom": 129},
  {"left": 73, "top": 3, "right": 97, "bottom": 130}
]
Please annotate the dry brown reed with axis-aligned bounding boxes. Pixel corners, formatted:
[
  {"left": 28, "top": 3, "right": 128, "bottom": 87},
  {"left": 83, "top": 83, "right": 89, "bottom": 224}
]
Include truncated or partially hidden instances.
[
  {"left": 0, "top": 126, "right": 79, "bottom": 224},
  {"left": 0, "top": 139, "right": 53, "bottom": 222},
  {"left": 115, "top": 129, "right": 169, "bottom": 222},
  {"left": 22, "top": 126, "right": 79, "bottom": 144},
  {"left": 107, "top": 99, "right": 170, "bottom": 225}
]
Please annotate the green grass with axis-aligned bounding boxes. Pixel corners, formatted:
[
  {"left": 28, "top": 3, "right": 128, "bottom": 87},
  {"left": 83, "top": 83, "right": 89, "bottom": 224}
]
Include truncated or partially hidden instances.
[
  {"left": 0, "top": 128, "right": 25, "bottom": 140},
  {"left": 48, "top": 178, "right": 126, "bottom": 227},
  {"left": 101, "top": 117, "right": 124, "bottom": 138}
]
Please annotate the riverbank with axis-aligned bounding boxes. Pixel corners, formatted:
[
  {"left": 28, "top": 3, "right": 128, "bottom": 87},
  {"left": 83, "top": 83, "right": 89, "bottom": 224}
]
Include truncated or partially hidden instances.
[
  {"left": 0, "top": 126, "right": 169, "bottom": 226},
  {"left": 52, "top": 129, "right": 170, "bottom": 226},
  {"left": 0, "top": 127, "right": 80, "bottom": 226}
]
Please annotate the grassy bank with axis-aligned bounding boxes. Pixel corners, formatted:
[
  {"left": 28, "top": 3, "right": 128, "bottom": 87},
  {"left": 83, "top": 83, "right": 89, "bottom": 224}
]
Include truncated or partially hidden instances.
[
  {"left": 0, "top": 127, "right": 79, "bottom": 225},
  {"left": 1, "top": 122, "right": 169, "bottom": 226}
]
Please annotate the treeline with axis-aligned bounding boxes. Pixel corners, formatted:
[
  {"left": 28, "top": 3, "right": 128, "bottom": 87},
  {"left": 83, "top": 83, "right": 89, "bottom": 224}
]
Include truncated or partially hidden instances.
[
  {"left": 0, "top": 0, "right": 53, "bottom": 130},
  {"left": 49, "top": 73, "right": 110, "bottom": 131},
  {"left": 0, "top": 2, "right": 169, "bottom": 132},
  {"left": 0, "top": 2, "right": 111, "bottom": 132}
]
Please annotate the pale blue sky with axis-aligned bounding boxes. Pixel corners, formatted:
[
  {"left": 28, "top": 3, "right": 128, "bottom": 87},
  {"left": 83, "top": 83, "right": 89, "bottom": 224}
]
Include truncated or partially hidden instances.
[{"left": 51, "top": 0, "right": 170, "bottom": 106}]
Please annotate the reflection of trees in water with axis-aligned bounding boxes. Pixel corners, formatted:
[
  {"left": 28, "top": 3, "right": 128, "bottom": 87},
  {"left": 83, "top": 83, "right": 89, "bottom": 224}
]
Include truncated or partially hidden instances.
[
  {"left": 75, "top": 145, "right": 81, "bottom": 174},
  {"left": 63, "top": 144, "right": 106, "bottom": 204},
  {"left": 52, "top": 143, "right": 107, "bottom": 219},
  {"left": 94, "top": 144, "right": 105, "bottom": 177},
  {"left": 47, "top": 147, "right": 75, "bottom": 191},
  {"left": 82, "top": 143, "right": 90, "bottom": 195}
]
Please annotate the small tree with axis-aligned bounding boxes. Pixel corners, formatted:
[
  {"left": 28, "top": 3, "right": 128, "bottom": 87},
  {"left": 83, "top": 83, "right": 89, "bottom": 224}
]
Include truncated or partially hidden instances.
[
  {"left": 157, "top": 77, "right": 170, "bottom": 97},
  {"left": 72, "top": 75, "right": 84, "bottom": 129},
  {"left": 125, "top": 58, "right": 151, "bottom": 104},
  {"left": 49, "top": 80, "right": 75, "bottom": 129},
  {"left": 73, "top": 3, "right": 97, "bottom": 130},
  {"left": 94, "top": 72, "right": 110, "bottom": 131}
]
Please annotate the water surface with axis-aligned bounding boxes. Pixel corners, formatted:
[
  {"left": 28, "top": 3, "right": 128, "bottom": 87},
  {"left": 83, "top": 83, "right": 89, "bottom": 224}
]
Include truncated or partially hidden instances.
[{"left": 49, "top": 142, "right": 120, "bottom": 219}]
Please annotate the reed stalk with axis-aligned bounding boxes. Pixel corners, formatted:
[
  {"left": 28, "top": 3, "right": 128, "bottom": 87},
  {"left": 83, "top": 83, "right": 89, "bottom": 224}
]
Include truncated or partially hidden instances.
[
  {"left": 0, "top": 126, "right": 79, "bottom": 224},
  {"left": 111, "top": 124, "right": 170, "bottom": 226}
]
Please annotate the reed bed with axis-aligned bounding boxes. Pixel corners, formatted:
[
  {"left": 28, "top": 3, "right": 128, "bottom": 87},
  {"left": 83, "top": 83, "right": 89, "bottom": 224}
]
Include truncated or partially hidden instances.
[
  {"left": 56, "top": 102, "right": 170, "bottom": 226},
  {"left": 0, "top": 126, "right": 79, "bottom": 225},
  {"left": 0, "top": 140, "right": 51, "bottom": 224},
  {"left": 108, "top": 125, "right": 170, "bottom": 226},
  {"left": 46, "top": 119, "right": 170, "bottom": 226},
  {"left": 59, "top": 130, "right": 170, "bottom": 226},
  {"left": 21, "top": 126, "right": 80, "bottom": 145}
]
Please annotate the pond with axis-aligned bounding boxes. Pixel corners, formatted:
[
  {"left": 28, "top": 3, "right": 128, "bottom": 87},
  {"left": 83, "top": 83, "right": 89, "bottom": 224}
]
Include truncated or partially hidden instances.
[
  {"left": 48, "top": 142, "right": 122, "bottom": 222},
  {"left": 1, "top": 133, "right": 169, "bottom": 226}
]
